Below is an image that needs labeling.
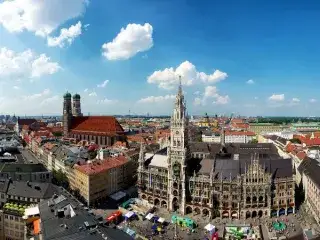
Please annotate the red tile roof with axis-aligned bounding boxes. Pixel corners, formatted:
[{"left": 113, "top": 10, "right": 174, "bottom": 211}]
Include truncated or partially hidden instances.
[
  {"left": 75, "top": 155, "right": 128, "bottom": 175},
  {"left": 70, "top": 116, "right": 124, "bottom": 136},
  {"left": 296, "top": 151, "right": 307, "bottom": 160}
]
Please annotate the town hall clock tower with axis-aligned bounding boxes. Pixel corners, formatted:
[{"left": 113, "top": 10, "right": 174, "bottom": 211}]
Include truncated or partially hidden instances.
[{"left": 167, "top": 76, "right": 190, "bottom": 215}]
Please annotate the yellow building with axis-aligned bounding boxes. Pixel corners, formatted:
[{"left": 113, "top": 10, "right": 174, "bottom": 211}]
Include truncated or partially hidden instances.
[
  {"left": 71, "top": 156, "right": 130, "bottom": 206},
  {"left": 248, "top": 123, "right": 288, "bottom": 135}
]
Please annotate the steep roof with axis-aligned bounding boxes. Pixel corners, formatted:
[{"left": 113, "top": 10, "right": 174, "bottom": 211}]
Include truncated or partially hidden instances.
[
  {"left": 298, "top": 157, "right": 320, "bottom": 188},
  {"left": 7, "top": 181, "right": 59, "bottom": 199},
  {"left": 17, "top": 118, "right": 37, "bottom": 126},
  {"left": 70, "top": 116, "right": 124, "bottom": 136}
]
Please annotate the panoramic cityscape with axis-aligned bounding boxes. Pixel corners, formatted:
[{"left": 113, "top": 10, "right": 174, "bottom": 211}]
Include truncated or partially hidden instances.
[{"left": 1, "top": 0, "right": 320, "bottom": 240}]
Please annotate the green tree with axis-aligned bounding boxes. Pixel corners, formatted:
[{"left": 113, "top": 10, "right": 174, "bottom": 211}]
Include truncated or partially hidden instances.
[
  {"left": 53, "top": 132, "right": 63, "bottom": 137},
  {"left": 289, "top": 138, "right": 301, "bottom": 144},
  {"left": 249, "top": 139, "right": 258, "bottom": 144},
  {"left": 88, "top": 150, "right": 97, "bottom": 159},
  {"left": 52, "top": 169, "right": 69, "bottom": 188}
]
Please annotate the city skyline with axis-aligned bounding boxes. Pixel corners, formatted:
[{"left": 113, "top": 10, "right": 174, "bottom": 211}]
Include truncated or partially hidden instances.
[{"left": 1, "top": 0, "right": 320, "bottom": 116}]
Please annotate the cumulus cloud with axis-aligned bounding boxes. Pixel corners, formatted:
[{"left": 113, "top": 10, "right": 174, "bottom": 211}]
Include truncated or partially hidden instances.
[
  {"left": 137, "top": 95, "right": 175, "bottom": 103},
  {"left": 0, "top": 47, "right": 60, "bottom": 80},
  {"left": 147, "top": 61, "right": 228, "bottom": 90},
  {"left": 41, "top": 95, "right": 59, "bottom": 105},
  {"left": 47, "top": 21, "right": 83, "bottom": 47},
  {"left": 96, "top": 98, "right": 117, "bottom": 104},
  {"left": 23, "top": 89, "right": 50, "bottom": 100},
  {"left": 0, "top": 0, "right": 88, "bottom": 37},
  {"left": 88, "top": 92, "right": 97, "bottom": 97},
  {"left": 193, "top": 85, "right": 230, "bottom": 106},
  {"left": 213, "top": 95, "right": 230, "bottom": 105},
  {"left": 292, "top": 98, "right": 300, "bottom": 103},
  {"left": 268, "top": 94, "right": 285, "bottom": 101},
  {"left": 246, "top": 79, "right": 254, "bottom": 84},
  {"left": 102, "top": 23, "right": 153, "bottom": 60},
  {"left": 97, "top": 80, "right": 109, "bottom": 88},
  {"left": 309, "top": 98, "right": 317, "bottom": 103},
  {"left": 13, "top": 86, "right": 19, "bottom": 90}
]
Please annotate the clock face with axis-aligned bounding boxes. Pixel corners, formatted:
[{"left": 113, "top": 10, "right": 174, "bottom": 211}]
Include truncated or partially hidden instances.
[{"left": 175, "top": 130, "right": 179, "bottom": 134}]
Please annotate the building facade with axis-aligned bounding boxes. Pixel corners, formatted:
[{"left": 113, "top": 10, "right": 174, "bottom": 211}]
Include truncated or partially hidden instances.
[{"left": 137, "top": 81, "right": 295, "bottom": 219}]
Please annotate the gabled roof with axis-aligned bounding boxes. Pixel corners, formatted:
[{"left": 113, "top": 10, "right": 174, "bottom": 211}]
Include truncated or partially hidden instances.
[
  {"left": 70, "top": 116, "right": 124, "bottom": 135},
  {"left": 17, "top": 118, "right": 37, "bottom": 126},
  {"left": 7, "top": 181, "right": 59, "bottom": 199}
]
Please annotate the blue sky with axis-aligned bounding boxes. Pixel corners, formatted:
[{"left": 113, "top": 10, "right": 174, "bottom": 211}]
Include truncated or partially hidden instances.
[{"left": 0, "top": 0, "right": 320, "bottom": 116}]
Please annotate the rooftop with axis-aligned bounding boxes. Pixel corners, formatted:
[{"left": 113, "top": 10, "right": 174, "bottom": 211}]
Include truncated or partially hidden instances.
[
  {"left": 38, "top": 193, "right": 132, "bottom": 240},
  {"left": 0, "top": 163, "right": 48, "bottom": 173},
  {"left": 7, "top": 181, "right": 59, "bottom": 199},
  {"left": 75, "top": 155, "right": 128, "bottom": 175},
  {"left": 70, "top": 116, "right": 124, "bottom": 135}
]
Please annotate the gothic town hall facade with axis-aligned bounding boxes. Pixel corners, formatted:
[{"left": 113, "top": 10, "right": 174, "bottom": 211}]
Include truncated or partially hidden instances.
[{"left": 137, "top": 82, "right": 296, "bottom": 219}]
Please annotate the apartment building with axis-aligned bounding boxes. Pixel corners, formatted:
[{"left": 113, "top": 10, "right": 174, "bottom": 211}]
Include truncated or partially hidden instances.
[
  {"left": 248, "top": 123, "right": 288, "bottom": 135},
  {"left": 0, "top": 180, "right": 59, "bottom": 240},
  {"left": 202, "top": 130, "right": 256, "bottom": 143},
  {"left": 298, "top": 157, "right": 320, "bottom": 225},
  {"left": 71, "top": 155, "right": 131, "bottom": 206}
]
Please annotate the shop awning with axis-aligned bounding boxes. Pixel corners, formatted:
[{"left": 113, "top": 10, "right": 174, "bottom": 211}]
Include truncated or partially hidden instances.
[
  {"left": 33, "top": 219, "right": 41, "bottom": 235},
  {"left": 145, "top": 213, "right": 154, "bottom": 220},
  {"left": 125, "top": 211, "right": 135, "bottom": 219},
  {"left": 204, "top": 223, "right": 215, "bottom": 232}
]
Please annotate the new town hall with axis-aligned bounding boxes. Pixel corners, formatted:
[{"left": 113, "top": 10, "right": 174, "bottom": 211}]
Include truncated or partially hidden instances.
[{"left": 137, "top": 82, "right": 296, "bottom": 219}]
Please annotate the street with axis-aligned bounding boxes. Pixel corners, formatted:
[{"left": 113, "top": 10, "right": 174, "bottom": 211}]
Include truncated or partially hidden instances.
[{"left": 19, "top": 148, "right": 40, "bottom": 164}]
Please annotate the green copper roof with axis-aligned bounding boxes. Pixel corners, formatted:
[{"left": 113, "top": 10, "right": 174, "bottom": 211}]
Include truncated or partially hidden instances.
[
  {"left": 73, "top": 93, "right": 81, "bottom": 99},
  {"left": 63, "top": 92, "right": 71, "bottom": 98}
]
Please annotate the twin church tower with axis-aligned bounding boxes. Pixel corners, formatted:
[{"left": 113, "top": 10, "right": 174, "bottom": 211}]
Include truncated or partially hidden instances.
[{"left": 63, "top": 92, "right": 83, "bottom": 136}]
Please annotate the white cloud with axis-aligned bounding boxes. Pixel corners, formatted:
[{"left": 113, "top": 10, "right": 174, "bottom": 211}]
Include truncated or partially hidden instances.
[
  {"left": 0, "top": 47, "right": 60, "bottom": 80},
  {"left": 96, "top": 98, "right": 117, "bottom": 104},
  {"left": 84, "top": 88, "right": 88, "bottom": 92},
  {"left": 204, "top": 86, "right": 218, "bottom": 98},
  {"left": 193, "top": 97, "right": 203, "bottom": 106},
  {"left": 246, "top": 79, "right": 254, "bottom": 84},
  {"left": 23, "top": 89, "right": 50, "bottom": 100},
  {"left": 193, "top": 91, "right": 200, "bottom": 95},
  {"left": 213, "top": 95, "right": 230, "bottom": 105},
  {"left": 254, "top": 96, "right": 258, "bottom": 100},
  {"left": 102, "top": 23, "right": 153, "bottom": 60},
  {"left": 309, "top": 98, "right": 317, "bottom": 103},
  {"left": 268, "top": 94, "right": 285, "bottom": 101},
  {"left": 0, "top": 0, "right": 88, "bottom": 37},
  {"left": 147, "top": 61, "right": 228, "bottom": 89},
  {"left": 47, "top": 21, "right": 83, "bottom": 47},
  {"left": 193, "top": 85, "right": 230, "bottom": 106},
  {"left": 13, "top": 86, "right": 19, "bottom": 90},
  {"left": 88, "top": 92, "right": 97, "bottom": 97},
  {"left": 292, "top": 98, "right": 300, "bottom": 103},
  {"left": 97, "top": 80, "right": 109, "bottom": 88},
  {"left": 41, "top": 95, "right": 59, "bottom": 105},
  {"left": 31, "top": 54, "right": 61, "bottom": 78},
  {"left": 137, "top": 95, "right": 175, "bottom": 104}
]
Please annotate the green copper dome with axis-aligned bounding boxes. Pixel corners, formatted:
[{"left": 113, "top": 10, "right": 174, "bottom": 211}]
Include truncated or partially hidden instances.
[
  {"left": 63, "top": 92, "right": 72, "bottom": 99},
  {"left": 73, "top": 93, "right": 81, "bottom": 99}
]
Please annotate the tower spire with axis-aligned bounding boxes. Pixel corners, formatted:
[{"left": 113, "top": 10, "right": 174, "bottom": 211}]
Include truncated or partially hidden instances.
[{"left": 178, "top": 75, "right": 182, "bottom": 94}]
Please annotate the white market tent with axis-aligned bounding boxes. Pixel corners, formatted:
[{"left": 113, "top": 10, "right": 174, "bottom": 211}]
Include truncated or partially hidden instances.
[
  {"left": 145, "top": 213, "right": 154, "bottom": 220},
  {"left": 204, "top": 223, "right": 215, "bottom": 232},
  {"left": 125, "top": 211, "right": 135, "bottom": 219},
  {"left": 157, "top": 217, "right": 165, "bottom": 223}
]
